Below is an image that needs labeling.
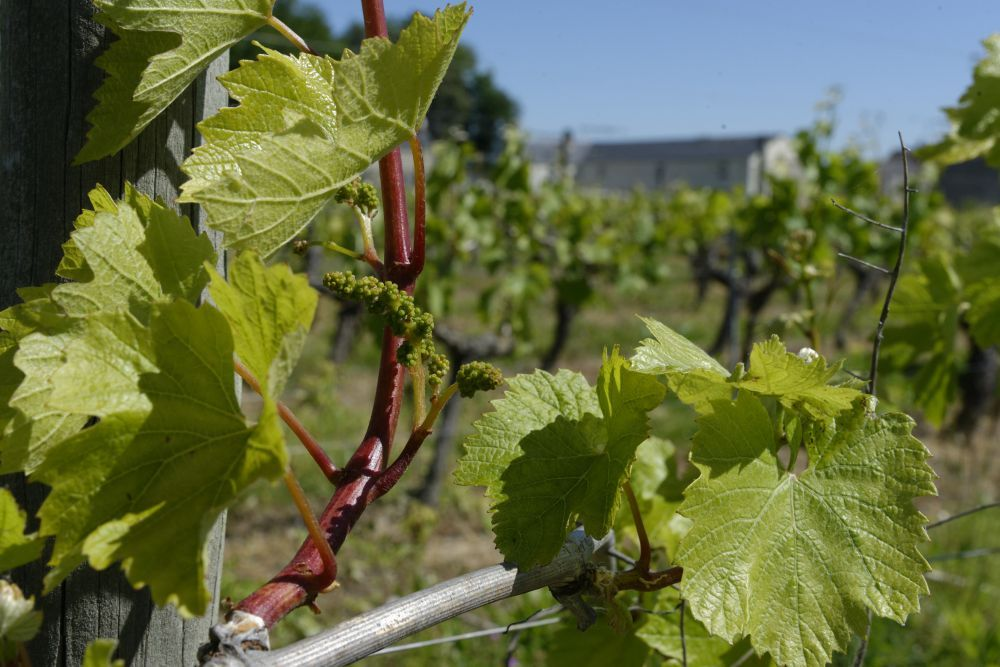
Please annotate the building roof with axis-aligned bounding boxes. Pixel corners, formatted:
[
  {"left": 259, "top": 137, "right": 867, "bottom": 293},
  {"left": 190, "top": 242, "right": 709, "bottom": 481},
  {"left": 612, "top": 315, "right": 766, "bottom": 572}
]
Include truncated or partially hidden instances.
[{"left": 581, "top": 135, "right": 778, "bottom": 162}]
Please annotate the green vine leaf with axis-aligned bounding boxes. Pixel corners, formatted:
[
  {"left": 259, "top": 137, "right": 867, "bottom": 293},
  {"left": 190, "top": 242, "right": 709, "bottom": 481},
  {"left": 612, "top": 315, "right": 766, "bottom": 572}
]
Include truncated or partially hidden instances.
[
  {"left": 0, "top": 186, "right": 289, "bottom": 615},
  {"left": 631, "top": 318, "right": 731, "bottom": 412},
  {"left": 0, "top": 489, "right": 44, "bottom": 573},
  {"left": 34, "top": 300, "right": 285, "bottom": 616},
  {"left": 209, "top": 251, "right": 317, "bottom": 397},
  {"left": 1, "top": 187, "right": 215, "bottom": 474},
  {"left": 76, "top": 0, "right": 273, "bottom": 163},
  {"left": 468, "top": 349, "right": 664, "bottom": 567},
  {"left": 180, "top": 5, "right": 471, "bottom": 256},
  {"left": 51, "top": 186, "right": 216, "bottom": 319},
  {"left": 547, "top": 619, "right": 650, "bottom": 667},
  {"left": 632, "top": 319, "right": 860, "bottom": 420},
  {"left": 83, "top": 639, "right": 125, "bottom": 667},
  {"left": 0, "top": 349, "right": 20, "bottom": 436},
  {"left": 959, "top": 234, "right": 1000, "bottom": 347},
  {"left": 0, "top": 581, "right": 41, "bottom": 662},
  {"left": 677, "top": 393, "right": 935, "bottom": 667},
  {"left": 2, "top": 320, "right": 92, "bottom": 475},
  {"left": 735, "top": 336, "right": 860, "bottom": 422},
  {"left": 636, "top": 590, "right": 771, "bottom": 667},
  {"left": 881, "top": 256, "right": 963, "bottom": 426},
  {"left": 917, "top": 35, "right": 1000, "bottom": 168},
  {"left": 454, "top": 368, "right": 598, "bottom": 497},
  {"left": 632, "top": 316, "right": 728, "bottom": 375}
]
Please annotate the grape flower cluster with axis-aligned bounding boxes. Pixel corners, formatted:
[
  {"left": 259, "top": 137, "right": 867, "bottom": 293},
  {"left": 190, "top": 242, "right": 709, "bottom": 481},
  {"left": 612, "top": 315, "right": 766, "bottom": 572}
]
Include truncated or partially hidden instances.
[
  {"left": 455, "top": 361, "right": 505, "bottom": 398},
  {"left": 323, "top": 270, "right": 449, "bottom": 388},
  {"left": 335, "top": 179, "right": 380, "bottom": 217},
  {"left": 323, "top": 271, "right": 504, "bottom": 397}
]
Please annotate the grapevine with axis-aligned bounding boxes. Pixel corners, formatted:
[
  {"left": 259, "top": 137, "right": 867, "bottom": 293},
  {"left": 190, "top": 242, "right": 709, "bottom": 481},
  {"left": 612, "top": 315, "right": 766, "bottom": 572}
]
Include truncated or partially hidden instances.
[{"left": 0, "top": 3, "right": 998, "bottom": 667}]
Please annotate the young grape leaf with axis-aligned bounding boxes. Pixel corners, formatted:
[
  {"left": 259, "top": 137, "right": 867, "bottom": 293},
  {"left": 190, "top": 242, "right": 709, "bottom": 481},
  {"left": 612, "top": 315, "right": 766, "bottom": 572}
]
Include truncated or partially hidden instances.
[
  {"left": 83, "top": 639, "right": 125, "bottom": 667},
  {"left": 0, "top": 489, "right": 44, "bottom": 573},
  {"left": 180, "top": 5, "right": 471, "bottom": 256},
  {"left": 547, "top": 619, "right": 650, "bottom": 667},
  {"left": 959, "top": 234, "right": 1000, "bottom": 347},
  {"left": 2, "top": 324, "right": 91, "bottom": 474},
  {"left": 631, "top": 317, "right": 731, "bottom": 411},
  {"left": 454, "top": 368, "right": 598, "bottom": 497},
  {"left": 881, "top": 257, "right": 963, "bottom": 426},
  {"left": 0, "top": 350, "right": 20, "bottom": 435},
  {"left": 0, "top": 581, "right": 41, "bottom": 662},
  {"left": 632, "top": 318, "right": 859, "bottom": 420},
  {"left": 209, "top": 251, "right": 317, "bottom": 397},
  {"left": 632, "top": 316, "right": 728, "bottom": 375},
  {"left": 734, "top": 336, "right": 860, "bottom": 421},
  {"left": 636, "top": 590, "right": 771, "bottom": 667},
  {"left": 677, "top": 393, "right": 935, "bottom": 667},
  {"left": 2, "top": 188, "right": 215, "bottom": 474},
  {"left": 489, "top": 350, "right": 665, "bottom": 567},
  {"left": 50, "top": 195, "right": 215, "bottom": 319},
  {"left": 76, "top": 0, "right": 273, "bottom": 163},
  {"left": 627, "top": 436, "right": 676, "bottom": 500},
  {"left": 56, "top": 184, "right": 119, "bottom": 282},
  {"left": 666, "top": 368, "right": 733, "bottom": 413},
  {"left": 34, "top": 300, "right": 285, "bottom": 616},
  {"left": 918, "top": 35, "right": 1000, "bottom": 168}
]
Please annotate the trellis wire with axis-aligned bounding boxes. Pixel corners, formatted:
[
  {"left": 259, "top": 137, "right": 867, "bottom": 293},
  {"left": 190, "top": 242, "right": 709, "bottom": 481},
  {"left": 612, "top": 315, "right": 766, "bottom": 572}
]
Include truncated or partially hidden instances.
[{"left": 371, "top": 616, "right": 563, "bottom": 655}]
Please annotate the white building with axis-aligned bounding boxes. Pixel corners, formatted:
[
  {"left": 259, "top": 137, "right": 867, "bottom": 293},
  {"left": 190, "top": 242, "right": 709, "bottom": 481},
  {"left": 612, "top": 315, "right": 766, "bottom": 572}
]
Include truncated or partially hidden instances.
[{"left": 570, "top": 134, "right": 796, "bottom": 195}]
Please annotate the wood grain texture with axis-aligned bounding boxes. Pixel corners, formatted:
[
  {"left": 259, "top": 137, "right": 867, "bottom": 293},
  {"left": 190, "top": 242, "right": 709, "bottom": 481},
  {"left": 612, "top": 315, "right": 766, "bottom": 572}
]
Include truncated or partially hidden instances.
[{"left": 0, "top": 1, "right": 230, "bottom": 664}]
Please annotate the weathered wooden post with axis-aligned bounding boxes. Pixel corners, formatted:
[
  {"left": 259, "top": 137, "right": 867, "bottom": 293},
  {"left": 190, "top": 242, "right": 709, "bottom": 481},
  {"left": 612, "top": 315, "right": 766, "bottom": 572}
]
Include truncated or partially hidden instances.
[{"left": 0, "top": 1, "right": 228, "bottom": 663}]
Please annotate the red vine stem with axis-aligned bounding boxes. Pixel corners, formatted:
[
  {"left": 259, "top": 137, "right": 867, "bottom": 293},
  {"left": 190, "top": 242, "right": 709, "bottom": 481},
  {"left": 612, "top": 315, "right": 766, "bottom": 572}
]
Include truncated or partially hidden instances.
[
  {"left": 409, "top": 135, "right": 426, "bottom": 275},
  {"left": 233, "top": 0, "right": 421, "bottom": 628},
  {"left": 233, "top": 360, "right": 341, "bottom": 483},
  {"left": 367, "top": 383, "right": 459, "bottom": 504}
]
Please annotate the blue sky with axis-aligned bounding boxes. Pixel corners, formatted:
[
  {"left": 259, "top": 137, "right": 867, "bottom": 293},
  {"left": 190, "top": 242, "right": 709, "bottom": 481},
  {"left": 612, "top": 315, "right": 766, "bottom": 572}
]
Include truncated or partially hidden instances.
[{"left": 314, "top": 1, "right": 998, "bottom": 155}]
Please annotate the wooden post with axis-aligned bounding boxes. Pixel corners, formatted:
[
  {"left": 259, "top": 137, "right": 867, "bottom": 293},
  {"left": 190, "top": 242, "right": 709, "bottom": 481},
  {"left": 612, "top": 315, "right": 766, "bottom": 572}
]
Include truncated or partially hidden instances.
[{"left": 0, "top": 1, "right": 229, "bottom": 664}]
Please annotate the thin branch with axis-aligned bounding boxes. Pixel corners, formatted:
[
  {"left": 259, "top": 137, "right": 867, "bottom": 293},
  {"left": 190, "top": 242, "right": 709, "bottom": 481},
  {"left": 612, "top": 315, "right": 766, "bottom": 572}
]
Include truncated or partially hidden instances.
[
  {"left": 926, "top": 502, "right": 1000, "bottom": 530},
  {"left": 282, "top": 468, "right": 337, "bottom": 587},
  {"left": 831, "top": 199, "right": 903, "bottom": 233},
  {"left": 837, "top": 253, "right": 890, "bottom": 275},
  {"left": 607, "top": 548, "right": 637, "bottom": 566},
  {"left": 851, "top": 610, "right": 872, "bottom": 667},
  {"left": 623, "top": 481, "right": 652, "bottom": 573},
  {"left": 730, "top": 648, "right": 756, "bottom": 667},
  {"left": 266, "top": 14, "right": 318, "bottom": 55},
  {"left": 505, "top": 604, "right": 565, "bottom": 633},
  {"left": 234, "top": 360, "right": 341, "bottom": 483},
  {"left": 867, "top": 132, "right": 912, "bottom": 397},
  {"left": 504, "top": 605, "right": 564, "bottom": 665},
  {"left": 849, "top": 135, "right": 914, "bottom": 667}
]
